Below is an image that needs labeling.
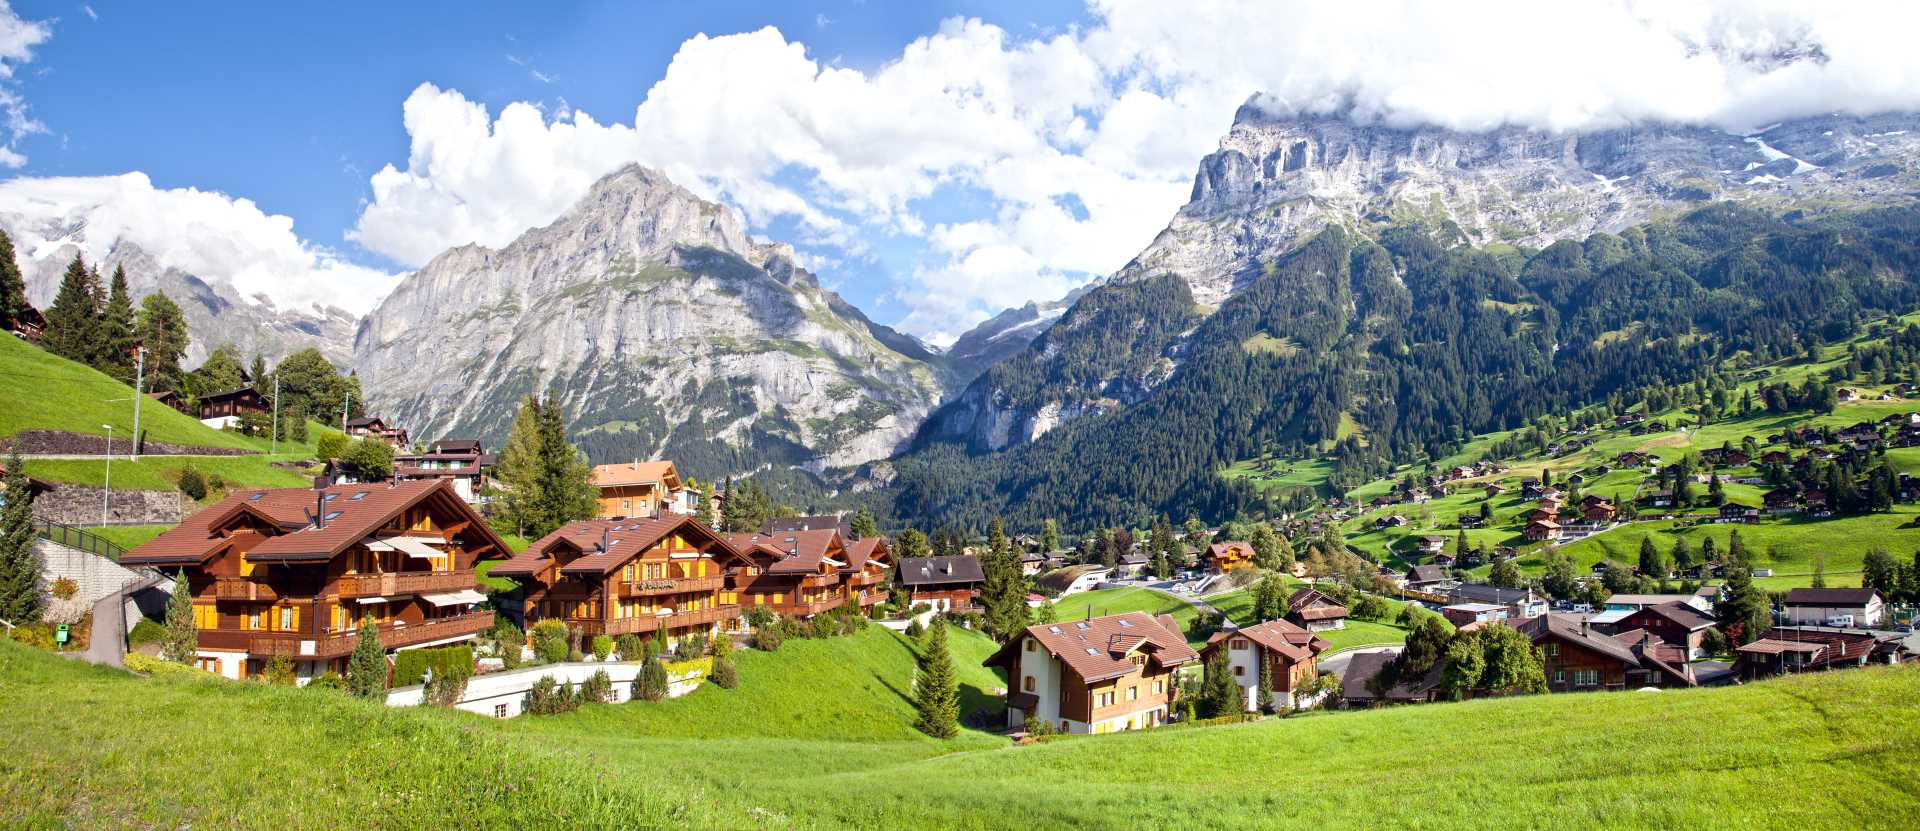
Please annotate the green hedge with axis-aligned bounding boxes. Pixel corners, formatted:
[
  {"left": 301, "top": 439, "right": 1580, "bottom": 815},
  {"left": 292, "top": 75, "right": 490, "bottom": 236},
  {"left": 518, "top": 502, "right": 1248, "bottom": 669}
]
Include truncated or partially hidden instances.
[{"left": 391, "top": 645, "right": 474, "bottom": 688}]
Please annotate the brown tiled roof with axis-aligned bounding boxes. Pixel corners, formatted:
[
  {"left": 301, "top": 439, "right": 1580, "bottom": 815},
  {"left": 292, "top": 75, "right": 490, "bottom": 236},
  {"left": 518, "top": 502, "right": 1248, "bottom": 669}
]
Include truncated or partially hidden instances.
[
  {"left": 844, "top": 536, "right": 891, "bottom": 570},
  {"left": 1736, "top": 639, "right": 1826, "bottom": 656},
  {"left": 765, "top": 515, "right": 852, "bottom": 535},
  {"left": 1629, "top": 601, "right": 1716, "bottom": 631},
  {"left": 589, "top": 460, "right": 680, "bottom": 490},
  {"left": 897, "top": 555, "right": 985, "bottom": 586},
  {"left": 1208, "top": 541, "right": 1251, "bottom": 560},
  {"left": 1203, "top": 619, "right": 1328, "bottom": 663},
  {"left": 721, "top": 528, "right": 844, "bottom": 574},
  {"left": 1406, "top": 564, "right": 1448, "bottom": 583},
  {"left": 1287, "top": 587, "right": 1347, "bottom": 617},
  {"left": 494, "top": 515, "right": 736, "bottom": 577},
  {"left": 985, "top": 611, "right": 1197, "bottom": 683},
  {"left": 123, "top": 480, "right": 504, "bottom": 566}
]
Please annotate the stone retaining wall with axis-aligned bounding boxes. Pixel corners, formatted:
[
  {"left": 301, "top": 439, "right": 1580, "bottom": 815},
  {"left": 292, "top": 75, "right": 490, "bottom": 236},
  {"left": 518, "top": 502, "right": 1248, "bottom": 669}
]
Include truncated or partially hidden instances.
[
  {"left": 33, "top": 484, "right": 188, "bottom": 526},
  {"left": 34, "top": 539, "right": 173, "bottom": 634},
  {"left": 0, "top": 429, "right": 253, "bottom": 456}
]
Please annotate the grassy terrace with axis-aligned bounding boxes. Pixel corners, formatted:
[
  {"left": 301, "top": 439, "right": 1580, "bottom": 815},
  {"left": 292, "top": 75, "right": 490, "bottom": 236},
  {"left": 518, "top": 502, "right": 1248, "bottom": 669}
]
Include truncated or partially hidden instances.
[
  {"left": 3, "top": 634, "right": 1916, "bottom": 829},
  {"left": 1209, "top": 582, "right": 1425, "bottom": 653}
]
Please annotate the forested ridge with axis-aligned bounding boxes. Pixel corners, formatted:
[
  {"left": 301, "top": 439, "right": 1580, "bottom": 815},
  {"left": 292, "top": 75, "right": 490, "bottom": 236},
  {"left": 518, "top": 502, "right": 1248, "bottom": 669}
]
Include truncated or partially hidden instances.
[{"left": 889, "top": 203, "right": 1920, "bottom": 532}]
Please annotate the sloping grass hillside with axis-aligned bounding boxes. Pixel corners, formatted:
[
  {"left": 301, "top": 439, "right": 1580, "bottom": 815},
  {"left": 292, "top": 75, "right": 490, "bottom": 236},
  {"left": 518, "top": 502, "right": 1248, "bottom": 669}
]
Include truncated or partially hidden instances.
[
  {"left": 0, "top": 333, "right": 260, "bottom": 450},
  {"left": 1050, "top": 587, "right": 1211, "bottom": 647},
  {"left": 3, "top": 632, "right": 1916, "bottom": 829}
]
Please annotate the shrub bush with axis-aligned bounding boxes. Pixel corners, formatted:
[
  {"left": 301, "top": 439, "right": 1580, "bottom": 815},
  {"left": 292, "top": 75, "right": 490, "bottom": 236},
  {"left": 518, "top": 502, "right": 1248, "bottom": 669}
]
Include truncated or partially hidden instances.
[
  {"left": 580, "top": 669, "right": 614, "bottom": 704},
  {"left": 176, "top": 466, "right": 208, "bottom": 500},
  {"left": 308, "top": 671, "right": 346, "bottom": 691},
  {"left": 744, "top": 605, "right": 777, "bottom": 631},
  {"left": 424, "top": 663, "right": 473, "bottom": 706},
  {"left": 391, "top": 645, "right": 475, "bottom": 688},
  {"left": 567, "top": 648, "right": 585, "bottom": 663},
  {"left": 591, "top": 634, "right": 613, "bottom": 661},
  {"left": 616, "top": 634, "right": 643, "bottom": 661},
  {"left": 755, "top": 626, "right": 783, "bottom": 653},
  {"left": 524, "top": 675, "right": 578, "bottom": 715},
  {"left": 904, "top": 619, "right": 925, "bottom": 638},
  {"left": 259, "top": 655, "right": 297, "bottom": 686},
  {"left": 48, "top": 577, "right": 78, "bottom": 601},
  {"left": 127, "top": 617, "right": 167, "bottom": 650},
  {"left": 710, "top": 632, "right": 734, "bottom": 659},
  {"left": 710, "top": 654, "right": 737, "bottom": 689},
  {"left": 124, "top": 652, "right": 216, "bottom": 678},
  {"left": 676, "top": 632, "right": 707, "bottom": 659},
  {"left": 633, "top": 655, "right": 669, "bottom": 702},
  {"left": 314, "top": 432, "right": 349, "bottom": 460},
  {"left": 532, "top": 621, "right": 570, "bottom": 665},
  {"left": 8, "top": 623, "right": 55, "bottom": 650}
]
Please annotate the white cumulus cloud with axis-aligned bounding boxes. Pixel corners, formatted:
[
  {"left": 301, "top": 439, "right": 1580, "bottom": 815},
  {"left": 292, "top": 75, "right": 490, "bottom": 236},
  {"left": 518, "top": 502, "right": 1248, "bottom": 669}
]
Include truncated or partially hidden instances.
[
  {"left": 0, "top": 172, "right": 402, "bottom": 314},
  {"left": 0, "top": 0, "right": 52, "bottom": 167},
  {"left": 239, "top": 0, "right": 1920, "bottom": 341}
]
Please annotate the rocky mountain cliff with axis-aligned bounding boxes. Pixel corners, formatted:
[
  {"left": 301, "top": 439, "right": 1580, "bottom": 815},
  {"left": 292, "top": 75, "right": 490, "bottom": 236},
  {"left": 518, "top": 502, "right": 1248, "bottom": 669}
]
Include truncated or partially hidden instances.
[
  {"left": 1, "top": 222, "right": 357, "bottom": 367},
  {"left": 352, "top": 165, "right": 950, "bottom": 476},
  {"left": 918, "top": 101, "right": 1920, "bottom": 453}
]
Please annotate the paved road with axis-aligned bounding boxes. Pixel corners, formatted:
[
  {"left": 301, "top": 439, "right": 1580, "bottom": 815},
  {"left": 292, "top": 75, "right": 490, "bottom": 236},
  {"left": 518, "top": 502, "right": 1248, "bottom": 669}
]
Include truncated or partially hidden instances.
[{"left": 1319, "top": 645, "right": 1401, "bottom": 677}]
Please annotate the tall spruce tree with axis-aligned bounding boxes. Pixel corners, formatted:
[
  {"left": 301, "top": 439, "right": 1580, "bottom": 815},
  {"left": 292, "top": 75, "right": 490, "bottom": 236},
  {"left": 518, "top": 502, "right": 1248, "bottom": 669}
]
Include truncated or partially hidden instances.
[
  {"left": 1717, "top": 565, "right": 1772, "bottom": 646},
  {"left": 913, "top": 618, "right": 959, "bottom": 738},
  {"left": 100, "top": 266, "right": 138, "bottom": 383},
  {"left": 159, "top": 568, "right": 197, "bottom": 663},
  {"left": 136, "top": 292, "right": 190, "bottom": 393},
  {"left": 496, "top": 397, "right": 549, "bottom": 538},
  {"left": 346, "top": 617, "right": 388, "bottom": 698},
  {"left": 536, "top": 399, "right": 595, "bottom": 531},
  {"left": 0, "top": 455, "right": 44, "bottom": 624},
  {"left": 1040, "top": 518, "right": 1059, "bottom": 553},
  {"left": 42, "top": 254, "right": 100, "bottom": 364},
  {"left": 1200, "top": 646, "right": 1241, "bottom": 718},
  {"left": 0, "top": 230, "right": 28, "bottom": 327},
  {"left": 979, "top": 518, "right": 1028, "bottom": 640}
]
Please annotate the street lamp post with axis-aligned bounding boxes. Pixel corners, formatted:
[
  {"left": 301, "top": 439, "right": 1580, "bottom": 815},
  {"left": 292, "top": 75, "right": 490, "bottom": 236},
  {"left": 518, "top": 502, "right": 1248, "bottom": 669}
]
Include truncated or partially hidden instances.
[{"left": 101, "top": 424, "right": 113, "bottom": 527}]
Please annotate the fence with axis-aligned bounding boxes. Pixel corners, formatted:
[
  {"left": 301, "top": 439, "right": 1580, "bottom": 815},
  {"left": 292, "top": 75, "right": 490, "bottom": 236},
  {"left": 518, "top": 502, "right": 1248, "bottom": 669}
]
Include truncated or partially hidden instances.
[{"left": 33, "top": 519, "right": 127, "bottom": 561}]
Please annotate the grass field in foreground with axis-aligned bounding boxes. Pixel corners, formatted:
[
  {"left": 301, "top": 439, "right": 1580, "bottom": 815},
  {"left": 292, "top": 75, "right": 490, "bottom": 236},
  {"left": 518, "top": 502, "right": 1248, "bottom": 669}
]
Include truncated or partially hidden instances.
[
  {"left": 1049, "top": 587, "right": 1210, "bottom": 647},
  {"left": 2, "top": 635, "right": 1916, "bottom": 829}
]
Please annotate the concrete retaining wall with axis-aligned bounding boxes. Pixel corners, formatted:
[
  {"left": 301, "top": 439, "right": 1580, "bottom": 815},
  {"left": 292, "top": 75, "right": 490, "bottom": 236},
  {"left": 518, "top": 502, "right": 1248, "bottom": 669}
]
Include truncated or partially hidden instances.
[
  {"left": 34, "top": 485, "right": 187, "bottom": 526},
  {"left": 387, "top": 659, "right": 707, "bottom": 718},
  {"left": 35, "top": 539, "right": 173, "bottom": 633}
]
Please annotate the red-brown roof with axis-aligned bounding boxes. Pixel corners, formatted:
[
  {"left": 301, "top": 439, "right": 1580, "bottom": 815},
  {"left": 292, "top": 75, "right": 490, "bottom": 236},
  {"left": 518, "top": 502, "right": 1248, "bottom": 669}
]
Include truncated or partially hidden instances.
[
  {"left": 1203, "top": 619, "right": 1329, "bottom": 663},
  {"left": 493, "top": 515, "right": 737, "bottom": 577},
  {"left": 844, "top": 536, "right": 892, "bottom": 571},
  {"left": 589, "top": 460, "right": 680, "bottom": 490},
  {"left": 984, "top": 611, "right": 1197, "bottom": 683},
  {"left": 721, "top": 528, "right": 845, "bottom": 574},
  {"left": 123, "top": 480, "right": 505, "bottom": 566}
]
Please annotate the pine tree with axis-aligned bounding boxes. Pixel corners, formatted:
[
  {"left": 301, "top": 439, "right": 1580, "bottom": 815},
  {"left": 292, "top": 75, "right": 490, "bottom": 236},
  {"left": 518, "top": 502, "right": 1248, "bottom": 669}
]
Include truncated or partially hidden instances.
[
  {"left": 346, "top": 617, "right": 388, "bottom": 698},
  {"left": 894, "top": 528, "right": 929, "bottom": 559},
  {"left": 1256, "top": 659, "right": 1274, "bottom": 714},
  {"left": 979, "top": 518, "right": 1028, "bottom": 640},
  {"left": 849, "top": 508, "right": 878, "bottom": 541},
  {"left": 1717, "top": 565, "right": 1772, "bottom": 646},
  {"left": 1040, "top": 518, "right": 1059, "bottom": 553},
  {"left": 633, "top": 653, "right": 669, "bottom": 701},
  {"left": 497, "top": 397, "right": 549, "bottom": 538},
  {"left": 1200, "top": 646, "right": 1241, "bottom": 718},
  {"left": 159, "top": 568, "right": 197, "bottom": 663},
  {"left": 100, "top": 266, "right": 138, "bottom": 383},
  {"left": 536, "top": 399, "right": 595, "bottom": 531},
  {"left": 136, "top": 292, "right": 190, "bottom": 393},
  {"left": 42, "top": 254, "right": 100, "bottom": 364},
  {"left": 0, "top": 455, "right": 44, "bottom": 624},
  {"left": 0, "top": 230, "right": 28, "bottom": 328},
  {"left": 913, "top": 619, "right": 959, "bottom": 738}
]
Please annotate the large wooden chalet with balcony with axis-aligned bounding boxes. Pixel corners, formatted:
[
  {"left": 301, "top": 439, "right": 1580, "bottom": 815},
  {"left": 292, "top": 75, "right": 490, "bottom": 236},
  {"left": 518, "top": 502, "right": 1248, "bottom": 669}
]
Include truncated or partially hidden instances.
[
  {"left": 121, "top": 480, "right": 505, "bottom": 683},
  {"left": 723, "top": 528, "right": 880, "bottom": 619},
  {"left": 493, "top": 515, "right": 746, "bottom": 642},
  {"left": 984, "top": 611, "right": 1198, "bottom": 734}
]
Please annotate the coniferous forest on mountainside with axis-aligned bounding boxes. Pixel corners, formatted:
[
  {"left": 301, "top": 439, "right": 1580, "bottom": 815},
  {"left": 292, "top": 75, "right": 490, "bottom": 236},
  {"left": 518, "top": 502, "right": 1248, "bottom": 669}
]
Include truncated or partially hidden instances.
[{"left": 888, "top": 203, "right": 1920, "bottom": 532}]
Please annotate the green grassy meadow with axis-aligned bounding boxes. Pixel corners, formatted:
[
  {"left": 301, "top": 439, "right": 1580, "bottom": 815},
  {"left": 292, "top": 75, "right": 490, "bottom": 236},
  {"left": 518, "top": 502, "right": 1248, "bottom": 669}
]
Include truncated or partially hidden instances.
[
  {"left": 1209, "top": 583, "right": 1420, "bottom": 653},
  {"left": 1049, "top": 587, "right": 1211, "bottom": 647},
  {"left": 3, "top": 632, "right": 1916, "bottom": 829}
]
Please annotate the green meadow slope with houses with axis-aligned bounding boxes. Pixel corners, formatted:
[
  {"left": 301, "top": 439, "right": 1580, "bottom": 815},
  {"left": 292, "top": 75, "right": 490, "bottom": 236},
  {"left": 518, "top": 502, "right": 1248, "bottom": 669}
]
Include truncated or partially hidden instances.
[{"left": 3, "top": 123, "right": 1920, "bottom": 828}]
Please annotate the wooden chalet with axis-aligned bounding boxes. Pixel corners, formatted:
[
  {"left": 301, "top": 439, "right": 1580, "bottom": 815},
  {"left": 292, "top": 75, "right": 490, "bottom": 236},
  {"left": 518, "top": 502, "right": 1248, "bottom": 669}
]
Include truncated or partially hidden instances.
[
  {"left": 495, "top": 515, "right": 747, "bottom": 642},
  {"left": 842, "top": 536, "right": 894, "bottom": 614},
  {"left": 4, "top": 304, "right": 44, "bottom": 341},
  {"left": 1206, "top": 541, "right": 1254, "bottom": 573},
  {"left": 1517, "top": 614, "right": 1695, "bottom": 691},
  {"left": 765, "top": 514, "right": 855, "bottom": 538},
  {"left": 1523, "top": 518, "right": 1561, "bottom": 541},
  {"left": 984, "top": 611, "right": 1198, "bottom": 734},
  {"left": 1285, "top": 587, "right": 1348, "bottom": 631},
  {"left": 393, "top": 438, "right": 495, "bottom": 502},
  {"left": 1733, "top": 625, "right": 1911, "bottom": 680},
  {"left": 196, "top": 386, "right": 268, "bottom": 427},
  {"left": 1614, "top": 602, "right": 1716, "bottom": 659},
  {"left": 120, "top": 480, "right": 506, "bottom": 682},
  {"left": 722, "top": 529, "right": 862, "bottom": 619},
  {"left": 145, "top": 389, "right": 191, "bottom": 416},
  {"left": 897, "top": 554, "right": 984, "bottom": 612},
  {"left": 1200, "top": 619, "right": 1328, "bottom": 711},
  {"left": 589, "top": 460, "right": 685, "bottom": 519},
  {"left": 345, "top": 416, "right": 410, "bottom": 450}
]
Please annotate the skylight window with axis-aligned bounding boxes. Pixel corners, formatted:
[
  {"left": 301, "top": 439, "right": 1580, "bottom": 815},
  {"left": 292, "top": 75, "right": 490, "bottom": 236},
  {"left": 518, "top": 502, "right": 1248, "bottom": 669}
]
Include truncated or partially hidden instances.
[
  {"left": 1075, "top": 622, "right": 1088, "bottom": 630},
  {"left": 1117, "top": 619, "right": 1133, "bottom": 627},
  {"left": 324, "top": 511, "right": 343, "bottom": 521},
  {"left": 1085, "top": 647, "right": 1099, "bottom": 655},
  {"left": 249, "top": 492, "right": 264, "bottom": 501},
  {"left": 1047, "top": 626, "right": 1062, "bottom": 634},
  {"left": 323, "top": 493, "right": 338, "bottom": 501},
  {"left": 350, "top": 492, "right": 368, "bottom": 500}
]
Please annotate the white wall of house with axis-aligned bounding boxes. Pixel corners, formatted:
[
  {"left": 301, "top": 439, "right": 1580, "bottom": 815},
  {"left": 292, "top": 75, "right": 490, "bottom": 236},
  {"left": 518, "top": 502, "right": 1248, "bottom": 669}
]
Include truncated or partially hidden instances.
[
  {"left": 1784, "top": 599, "right": 1884, "bottom": 627},
  {"left": 1007, "top": 635, "right": 1063, "bottom": 729}
]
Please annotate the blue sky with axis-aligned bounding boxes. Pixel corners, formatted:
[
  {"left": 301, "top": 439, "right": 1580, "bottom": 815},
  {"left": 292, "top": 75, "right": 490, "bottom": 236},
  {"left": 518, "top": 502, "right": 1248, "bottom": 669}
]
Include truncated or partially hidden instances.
[
  {"left": 7, "top": 0, "right": 1129, "bottom": 341},
  {"left": 5, "top": 2, "right": 1916, "bottom": 343}
]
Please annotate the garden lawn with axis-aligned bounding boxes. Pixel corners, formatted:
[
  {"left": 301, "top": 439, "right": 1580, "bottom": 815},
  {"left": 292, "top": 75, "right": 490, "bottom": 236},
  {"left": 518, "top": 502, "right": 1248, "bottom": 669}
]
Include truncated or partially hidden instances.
[
  {"left": 3, "top": 634, "right": 1916, "bottom": 829},
  {"left": 85, "top": 524, "right": 173, "bottom": 552}
]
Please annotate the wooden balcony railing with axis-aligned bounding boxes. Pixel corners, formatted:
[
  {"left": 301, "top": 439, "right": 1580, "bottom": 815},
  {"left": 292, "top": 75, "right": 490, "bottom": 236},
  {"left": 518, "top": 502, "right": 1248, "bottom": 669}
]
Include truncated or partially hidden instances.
[
  {"left": 213, "top": 577, "right": 279, "bottom": 602},
  {"left": 618, "top": 575, "right": 725, "bottom": 597},
  {"left": 800, "top": 573, "right": 837, "bottom": 588},
  {"left": 775, "top": 597, "right": 844, "bottom": 617},
  {"left": 846, "top": 571, "right": 884, "bottom": 587},
  {"left": 335, "top": 570, "right": 478, "bottom": 598},
  {"left": 246, "top": 611, "right": 494, "bottom": 659},
  {"left": 578, "top": 605, "right": 741, "bottom": 636}
]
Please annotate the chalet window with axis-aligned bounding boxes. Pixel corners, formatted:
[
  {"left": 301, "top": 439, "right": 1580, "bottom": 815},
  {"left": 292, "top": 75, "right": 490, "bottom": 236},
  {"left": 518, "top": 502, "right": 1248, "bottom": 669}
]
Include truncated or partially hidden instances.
[
  {"left": 1023, "top": 676, "right": 1035, "bottom": 692},
  {"left": 192, "top": 604, "right": 216, "bottom": 630},
  {"left": 494, "top": 703, "right": 509, "bottom": 718},
  {"left": 1127, "top": 685, "right": 1138, "bottom": 702},
  {"left": 1233, "top": 665, "right": 1244, "bottom": 677},
  {"left": 1024, "top": 640, "right": 1036, "bottom": 652},
  {"left": 1546, "top": 643, "right": 1559, "bottom": 657},
  {"left": 1230, "top": 638, "right": 1248, "bottom": 650},
  {"left": 1553, "top": 670, "right": 1564, "bottom": 685},
  {"left": 196, "top": 656, "right": 220, "bottom": 673},
  {"left": 1153, "top": 679, "right": 1164, "bottom": 695}
]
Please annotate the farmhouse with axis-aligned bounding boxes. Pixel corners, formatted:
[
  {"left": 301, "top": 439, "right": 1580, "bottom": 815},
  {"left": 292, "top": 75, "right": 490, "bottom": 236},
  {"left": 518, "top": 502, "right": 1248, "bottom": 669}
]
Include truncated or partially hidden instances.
[
  {"left": 498, "top": 515, "right": 747, "bottom": 641},
  {"left": 1733, "top": 626, "right": 1887, "bottom": 680},
  {"left": 1285, "top": 587, "right": 1348, "bottom": 631},
  {"left": 840, "top": 536, "right": 894, "bottom": 615},
  {"left": 1403, "top": 564, "right": 1451, "bottom": 591},
  {"left": 589, "top": 460, "right": 687, "bottom": 519},
  {"left": 1614, "top": 602, "right": 1717, "bottom": 659},
  {"left": 196, "top": 386, "right": 269, "bottom": 429},
  {"left": 722, "top": 529, "right": 858, "bottom": 619},
  {"left": 1781, "top": 587, "right": 1885, "bottom": 628},
  {"left": 345, "top": 416, "right": 410, "bottom": 450},
  {"left": 121, "top": 480, "right": 506, "bottom": 682},
  {"left": 393, "top": 439, "right": 495, "bottom": 502},
  {"left": 1446, "top": 583, "right": 1548, "bottom": 619},
  {"left": 1518, "top": 615, "right": 1695, "bottom": 691},
  {"left": 1442, "top": 603, "right": 1507, "bottom": 627},
  {"left": 984, "top": 612, "right": 1198, "bottom": 734},
  {"left": 1200, "top": 619, "right": 1329, "bottom": 711},
  {"left": 897, "top": 554, "right": 985, "bottom": 612},
  {"left": 1206, "top": 541, "right": 1254, "bottom": 573}
]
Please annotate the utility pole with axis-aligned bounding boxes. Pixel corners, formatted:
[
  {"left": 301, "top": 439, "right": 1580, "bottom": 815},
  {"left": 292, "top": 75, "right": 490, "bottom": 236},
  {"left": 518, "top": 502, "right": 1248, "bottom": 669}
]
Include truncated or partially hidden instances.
[
  {"left": 130, "top": 347, "right": 145, "bottom": 461},
  {"left": 341, "top": 390, "right": 350, "bottom": 434},
  {"left": 101, "top": 424, "right": 113, "bottom": 527},
  {"left": 271, "top": 374, "right": 280, "bottom": 455}
]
